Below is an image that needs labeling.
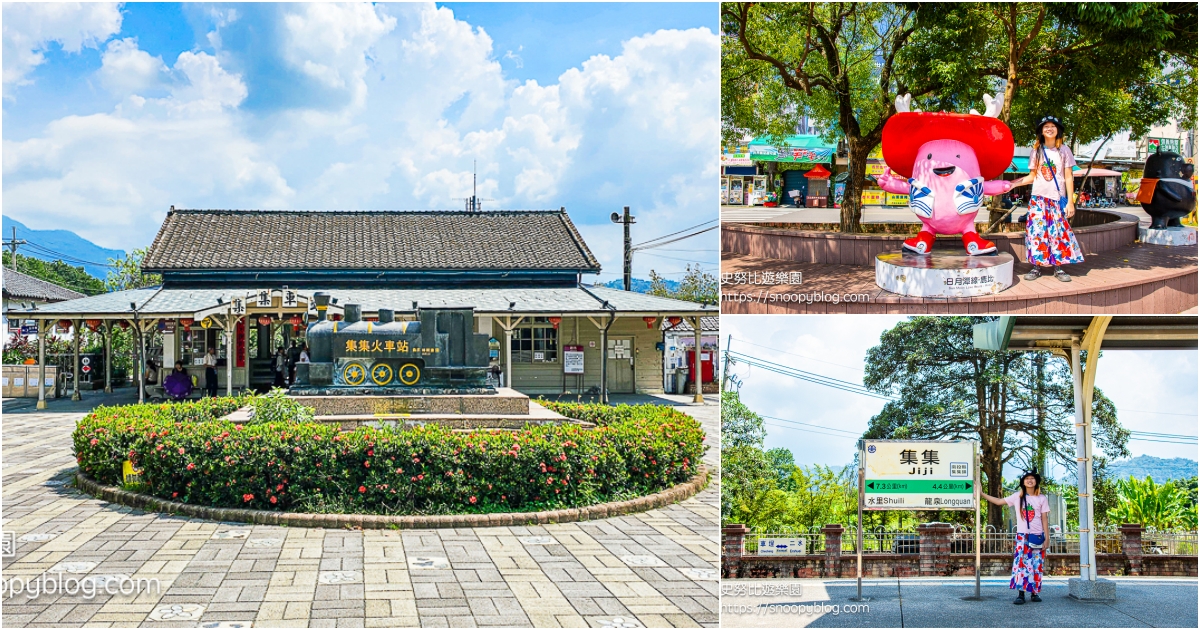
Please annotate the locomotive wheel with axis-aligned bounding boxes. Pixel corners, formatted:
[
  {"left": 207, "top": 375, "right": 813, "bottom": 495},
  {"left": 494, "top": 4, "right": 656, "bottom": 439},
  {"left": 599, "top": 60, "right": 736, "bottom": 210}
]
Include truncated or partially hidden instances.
[
  {"left": 342, "top": 361, "right": 367, "bottom": 386},
  {"left": 398, "top": 363, "right": 421, "bottom": 386},
  {"left": 370, "top": 363, "right": 394, "bottom": 386}
]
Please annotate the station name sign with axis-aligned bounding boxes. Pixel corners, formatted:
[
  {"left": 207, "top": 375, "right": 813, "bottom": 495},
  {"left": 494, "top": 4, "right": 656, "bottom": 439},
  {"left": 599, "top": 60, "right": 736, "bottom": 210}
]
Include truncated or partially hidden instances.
[{"left": 860, "top": 440, "right": 977, "bottom": 510}]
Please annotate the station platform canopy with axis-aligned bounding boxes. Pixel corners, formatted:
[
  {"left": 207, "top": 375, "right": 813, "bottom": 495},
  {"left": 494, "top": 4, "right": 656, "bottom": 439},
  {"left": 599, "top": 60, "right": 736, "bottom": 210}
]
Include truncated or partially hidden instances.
[{"left": 973, "top": 315, "right": 1197, "bottom": 352}]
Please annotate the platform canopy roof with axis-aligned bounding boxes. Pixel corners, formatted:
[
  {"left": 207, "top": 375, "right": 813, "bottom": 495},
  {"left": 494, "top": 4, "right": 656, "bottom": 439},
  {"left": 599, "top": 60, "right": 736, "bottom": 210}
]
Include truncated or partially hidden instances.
[
  {"left": 973, "top": 316, "right": 1198, "bottom": 352},
  {"left": 6, "top": 285, "right": 716, "bottom": 320}
]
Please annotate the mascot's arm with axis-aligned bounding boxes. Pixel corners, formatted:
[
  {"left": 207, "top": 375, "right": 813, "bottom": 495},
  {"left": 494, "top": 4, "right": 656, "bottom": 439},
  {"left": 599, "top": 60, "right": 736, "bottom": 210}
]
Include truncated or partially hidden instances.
[
  {"left": 982, "top": 179, "right": 1016, "bottom": 195},
  {"left": 876, "top": 168, "right": 911, "bottom": 194}
]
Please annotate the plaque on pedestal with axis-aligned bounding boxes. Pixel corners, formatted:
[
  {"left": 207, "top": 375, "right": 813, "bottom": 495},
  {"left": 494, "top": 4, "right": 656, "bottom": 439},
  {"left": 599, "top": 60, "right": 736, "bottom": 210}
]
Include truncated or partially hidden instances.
[{"left": 876, "top": 251, "right": 1014, "bottom": 297}]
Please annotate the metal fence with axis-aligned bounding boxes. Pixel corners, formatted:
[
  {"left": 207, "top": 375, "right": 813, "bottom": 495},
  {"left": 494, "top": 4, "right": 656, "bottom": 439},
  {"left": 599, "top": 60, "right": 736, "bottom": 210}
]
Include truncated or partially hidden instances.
[
  {"left": 744, "top": 526, "right": 1199, "bottom": 556},
  {"left": 1143, "top": 529, "right": 1199, "bottom": 556}
]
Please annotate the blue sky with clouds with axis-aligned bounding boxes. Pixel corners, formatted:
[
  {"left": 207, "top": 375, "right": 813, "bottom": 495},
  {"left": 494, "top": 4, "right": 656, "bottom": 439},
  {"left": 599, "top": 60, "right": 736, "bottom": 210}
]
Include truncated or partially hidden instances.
[
  {"left": 722, "top": 315, "right": 1199, "bottom": 481},
  {"left": 2, "top": 2, "right": 717, "bottom": 283}
]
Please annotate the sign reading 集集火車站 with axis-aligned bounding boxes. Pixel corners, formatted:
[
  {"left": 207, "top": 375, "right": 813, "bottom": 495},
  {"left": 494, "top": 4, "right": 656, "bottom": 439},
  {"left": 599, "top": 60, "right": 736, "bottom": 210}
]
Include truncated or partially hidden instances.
[{"left": 860, "top": 439, "right": 977, "bottom": 510}]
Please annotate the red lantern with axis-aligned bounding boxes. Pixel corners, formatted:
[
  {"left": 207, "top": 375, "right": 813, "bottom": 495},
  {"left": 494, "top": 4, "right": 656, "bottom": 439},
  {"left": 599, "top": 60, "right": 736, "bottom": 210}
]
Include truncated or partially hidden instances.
[
  {"left": 118, "top": 320, "right": 130, "bottom": 330},
  {"left": 179, "top": 317, "right": 194, "bottom": 331},
  {"left": 85, "top": 319, "right": 102, "bottom": 332},
  {"left": 548, "top": 317, "right": 562, "bottom": 330},
  {"left": 643, "top": 316, "right": 657, "bottom": 329},
  {"left": 289, "top": 315, "right": 303, "bottom": 332},
  {"left": 257, "top": 315, "right": 273, "bottom": 326},
  {"left": 57, "top": 319, "right": 73, "bottom": 330},
  {"left": 667, "top": 316, "right": 683, "bottom": 328},
  {"left": 331, "top": 314, "right": 342, "bottom": 322}
]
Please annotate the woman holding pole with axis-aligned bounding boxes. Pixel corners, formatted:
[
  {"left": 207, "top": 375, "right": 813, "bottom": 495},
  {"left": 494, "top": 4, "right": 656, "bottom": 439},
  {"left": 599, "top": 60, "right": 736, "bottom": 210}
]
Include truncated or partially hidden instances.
[{"left": 981, "top": 470, "right": 1051, "bottom": 604}]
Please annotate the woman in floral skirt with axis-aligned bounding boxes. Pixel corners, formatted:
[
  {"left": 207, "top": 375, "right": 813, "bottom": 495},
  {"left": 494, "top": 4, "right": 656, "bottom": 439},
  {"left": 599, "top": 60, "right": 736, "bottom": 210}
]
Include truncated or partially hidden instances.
[
  {"left": 982, "top": 471, "right": 1051, "bottom": 604},
  {"left": 1011, "top": 115, "right": 1085, "bottom": 281}
]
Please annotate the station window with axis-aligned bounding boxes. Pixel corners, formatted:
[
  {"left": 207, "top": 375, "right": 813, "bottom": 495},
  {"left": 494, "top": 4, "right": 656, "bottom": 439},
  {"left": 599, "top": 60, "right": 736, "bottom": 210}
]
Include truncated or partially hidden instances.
[{"left": 511, "top": 318, "right": 558, "bottom": 363}]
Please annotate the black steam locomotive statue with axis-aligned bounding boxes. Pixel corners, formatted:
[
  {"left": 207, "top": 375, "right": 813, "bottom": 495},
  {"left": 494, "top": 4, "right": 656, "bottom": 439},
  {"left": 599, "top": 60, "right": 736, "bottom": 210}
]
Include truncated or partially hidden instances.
[{"left": 293, "top": 293, "right": 492, "bottom": 392}]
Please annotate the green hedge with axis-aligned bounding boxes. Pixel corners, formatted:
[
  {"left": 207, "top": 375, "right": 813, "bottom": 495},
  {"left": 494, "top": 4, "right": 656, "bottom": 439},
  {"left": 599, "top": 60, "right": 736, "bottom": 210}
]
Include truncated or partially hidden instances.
[{"left": 74, "top": 398, "right": 705, "bottom": 515}]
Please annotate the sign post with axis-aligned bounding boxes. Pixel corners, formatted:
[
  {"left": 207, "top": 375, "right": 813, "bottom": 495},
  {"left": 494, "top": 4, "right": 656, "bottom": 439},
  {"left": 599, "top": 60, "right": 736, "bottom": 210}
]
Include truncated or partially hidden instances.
[{"left": 859, "top": 439, "right": 981, "bottom": 600}]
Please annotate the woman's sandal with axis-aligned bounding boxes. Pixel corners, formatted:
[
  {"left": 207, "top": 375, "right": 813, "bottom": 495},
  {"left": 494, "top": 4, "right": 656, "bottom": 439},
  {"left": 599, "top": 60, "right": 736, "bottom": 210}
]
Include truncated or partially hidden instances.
[
  {"left": 1024, "top": 268, "right": 1042, "bottom": 281},
  {"left": 1053, "top": 267, "right": 1072, "bottom": 282}
]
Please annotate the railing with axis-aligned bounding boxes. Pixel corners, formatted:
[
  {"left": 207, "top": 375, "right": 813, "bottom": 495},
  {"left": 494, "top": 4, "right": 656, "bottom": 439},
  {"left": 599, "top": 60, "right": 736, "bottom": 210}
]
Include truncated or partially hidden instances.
[
  {"left": 1143, "top": 529, "right": 1199, "bottom": 556},
  {"left": 842, "top": 527, "right": 920, "bottom": 554},
  {"left": 743, "top": 528, "right": 825, "bottom": 555}
]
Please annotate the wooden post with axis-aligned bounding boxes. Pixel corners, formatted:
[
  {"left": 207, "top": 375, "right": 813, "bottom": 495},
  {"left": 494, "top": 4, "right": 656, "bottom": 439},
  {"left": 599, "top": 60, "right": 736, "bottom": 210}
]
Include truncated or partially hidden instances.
[
  {"left": 36, "top": 319, "right": 47, "bottom": 410},
  {"left": 103, "top": 322, "right": 112, "bottom": 393},
  {"left": 691, "top": 316, "right": 703, "bottom": 403},
  {"left": 72, "top": 319, "right": 81, "bottom": 401}
]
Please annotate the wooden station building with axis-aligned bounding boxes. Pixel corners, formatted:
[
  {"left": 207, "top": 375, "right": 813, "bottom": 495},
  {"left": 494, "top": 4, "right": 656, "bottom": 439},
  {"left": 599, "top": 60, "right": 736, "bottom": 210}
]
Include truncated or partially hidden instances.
[{"left": 11, "top": 208, "right": 716, "bottom": 407}]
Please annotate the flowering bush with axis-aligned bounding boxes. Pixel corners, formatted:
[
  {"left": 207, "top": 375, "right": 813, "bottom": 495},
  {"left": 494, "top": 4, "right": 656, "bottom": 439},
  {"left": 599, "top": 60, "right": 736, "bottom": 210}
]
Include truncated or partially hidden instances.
[{"left": 74, "top": 399, "right": 705, "bottom": 515}]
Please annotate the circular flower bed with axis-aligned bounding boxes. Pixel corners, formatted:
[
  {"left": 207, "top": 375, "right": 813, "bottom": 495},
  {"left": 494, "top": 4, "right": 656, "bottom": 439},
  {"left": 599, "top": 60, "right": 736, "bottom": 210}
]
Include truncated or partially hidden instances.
[{"left": 74, "top": 396, "right": 705, "bottom": 516}]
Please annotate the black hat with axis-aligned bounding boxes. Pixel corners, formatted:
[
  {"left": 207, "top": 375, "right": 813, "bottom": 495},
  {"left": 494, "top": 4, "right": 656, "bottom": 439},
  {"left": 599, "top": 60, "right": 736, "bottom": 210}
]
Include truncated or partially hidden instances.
[
  {"left": 1019, "top": 469, "right": 1042, "bottom": 486},
  {"left": 1036, "top": 115, "right": 1064, "bottom": 138}
]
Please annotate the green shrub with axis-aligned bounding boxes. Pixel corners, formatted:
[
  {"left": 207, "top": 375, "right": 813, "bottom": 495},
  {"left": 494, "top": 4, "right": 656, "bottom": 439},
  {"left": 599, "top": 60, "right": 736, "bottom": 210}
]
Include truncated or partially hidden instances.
[
  {"left": 245, "top": 388, "right": 315, "bottom": 424},
  {"left": 74, "top": 400, "right": 705, "bottom": 515}
]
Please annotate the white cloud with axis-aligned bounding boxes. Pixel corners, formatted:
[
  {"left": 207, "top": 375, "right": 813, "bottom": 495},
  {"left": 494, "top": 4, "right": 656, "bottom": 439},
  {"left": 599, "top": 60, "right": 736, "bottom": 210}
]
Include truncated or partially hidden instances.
[
  {"left": 2, "top": 2, "right": 122, "bottom": 94},
  {"left": 98, "top": 38, "right": 167, "bottom": 95},
  {"left": 281, "top": 3, "right": 396, "bottom": 109},
  {"left": 3, "top": 2, "right": 719, "bottom": 281}
]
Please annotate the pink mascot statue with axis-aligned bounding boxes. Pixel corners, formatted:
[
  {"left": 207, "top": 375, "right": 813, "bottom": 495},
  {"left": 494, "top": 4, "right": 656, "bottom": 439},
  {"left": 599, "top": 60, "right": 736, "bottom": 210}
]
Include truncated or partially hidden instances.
[{"left": 876, "top": 93, "right": 1017, "bottom": 256}]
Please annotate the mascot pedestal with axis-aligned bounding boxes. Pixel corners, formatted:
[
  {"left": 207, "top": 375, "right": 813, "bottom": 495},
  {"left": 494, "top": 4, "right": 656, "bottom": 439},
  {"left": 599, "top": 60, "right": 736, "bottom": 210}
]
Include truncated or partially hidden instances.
[
  {"left": 1139, "top": 225, "right": 1197, "bottom": 247},
  {"left": 874, "top": 92, "right": 1017, "bottom": 296},
  {"left": 876, "top": 249, "right": 1015, "bottom": 298},
  {"left": 1136, "top": 150, "right": 1196, "bottom": 247}
]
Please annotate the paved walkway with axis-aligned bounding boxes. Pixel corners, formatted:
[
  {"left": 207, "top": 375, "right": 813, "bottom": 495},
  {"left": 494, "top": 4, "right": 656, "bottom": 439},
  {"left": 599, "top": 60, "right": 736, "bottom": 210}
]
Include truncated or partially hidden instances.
[
  {"left": 2, "top": 392, "right": 719, "bottom": 628},
  {"left": 720, "top": 577, "right": 1198, "bottom": 627}
]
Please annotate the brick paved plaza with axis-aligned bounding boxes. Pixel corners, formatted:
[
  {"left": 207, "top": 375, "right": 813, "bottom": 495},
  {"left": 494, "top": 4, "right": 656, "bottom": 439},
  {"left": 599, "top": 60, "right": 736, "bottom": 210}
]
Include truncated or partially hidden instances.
[{"left": 1, "top": 393, "right": 719, "bottom": 628}]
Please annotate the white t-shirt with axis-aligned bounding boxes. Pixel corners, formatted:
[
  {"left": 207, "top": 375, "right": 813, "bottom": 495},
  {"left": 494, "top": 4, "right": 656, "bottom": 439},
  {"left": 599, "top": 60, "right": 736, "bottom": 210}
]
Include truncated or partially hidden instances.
[
  {"left": 203, "top": 353, "right": 218, "bottom": 368},
  {"left": 1029, "top": 144, "right": 1076, "bottom": 200},
  {"left": 1004, "top": 491, "right": 1050, "bottom": 535}
]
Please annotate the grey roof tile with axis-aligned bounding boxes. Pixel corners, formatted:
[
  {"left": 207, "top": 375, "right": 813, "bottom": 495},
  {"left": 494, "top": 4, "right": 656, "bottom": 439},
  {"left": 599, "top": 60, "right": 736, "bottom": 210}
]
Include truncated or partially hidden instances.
[
  {"left": 1, "top": 269, "right": 86, "bottom": 302},
  {"left": 142, "top": 208, "right": 602, "bottom": 272}
]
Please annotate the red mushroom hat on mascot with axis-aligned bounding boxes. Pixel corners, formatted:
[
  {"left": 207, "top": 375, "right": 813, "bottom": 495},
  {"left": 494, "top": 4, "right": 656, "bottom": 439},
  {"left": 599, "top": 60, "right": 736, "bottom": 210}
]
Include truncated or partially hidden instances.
[{"left": 882, "top": 112, "right": 1014, "bottom": 182}]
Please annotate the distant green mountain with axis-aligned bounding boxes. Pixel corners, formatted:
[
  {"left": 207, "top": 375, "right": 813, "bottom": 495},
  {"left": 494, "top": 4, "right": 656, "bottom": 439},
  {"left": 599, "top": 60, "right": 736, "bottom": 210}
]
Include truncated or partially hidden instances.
[
  {"left": 1, "top": 216, "right": 125, "bottom": 280},
  {"left": 600, "top": 277, "right": 680, "bottom": 293},
  {"left": 1109, "top": 455, "right": 1198, "bottom": 483}
]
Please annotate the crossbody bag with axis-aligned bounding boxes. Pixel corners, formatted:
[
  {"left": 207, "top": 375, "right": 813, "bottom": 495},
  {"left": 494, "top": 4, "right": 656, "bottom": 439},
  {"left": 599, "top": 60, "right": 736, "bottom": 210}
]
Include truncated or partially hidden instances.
[
  {"left": 1023, "top": 496, "right": 1046, "bottom": 548},
  {"left": 1039, "top": 144, "right": 1070, "bottom": 213}
]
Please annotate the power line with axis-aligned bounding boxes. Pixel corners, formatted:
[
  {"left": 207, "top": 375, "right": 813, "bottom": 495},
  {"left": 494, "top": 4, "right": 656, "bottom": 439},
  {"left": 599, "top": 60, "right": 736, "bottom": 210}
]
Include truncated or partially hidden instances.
[
  {"left": 1128, "top": 430, "right": 1197, "bottom": 440},
  {"left": 631, "top": 219, "right": 717, "bottom": 248},
  {"left": 23, "top": 242, "right": 117, "bottom": 268},
  {"left": 727, "top": 350, "right": 896, "bottom": 401},
  {"left": 632, "top": 225, "right": 718, "bottom": 251},
  {"left": 760, "top": 413, "right": 864, "bottom": 436},
  {"left": 729, "top": 335, "right": 866, "bottom": 373},
  {"left": 1117, "top": 409, "right": 1197, "bottom": 418},
  {"left": 764, "top": 421, "right": 859, "bottom": 440}
]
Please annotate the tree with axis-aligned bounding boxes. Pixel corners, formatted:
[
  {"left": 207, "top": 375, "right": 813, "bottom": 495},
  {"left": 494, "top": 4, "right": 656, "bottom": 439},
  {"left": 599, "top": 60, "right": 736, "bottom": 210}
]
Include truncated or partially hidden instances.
[
  {"left": 765, "top": 447, "right": 797, "bottom": 492},
  {"left": 722, "top": 2, "right": 941, "bottom": 233},
  {"left": 2, "top": 252, "right": 106, "bottom": 295},
  {"left": 648, "top": 264, "right": 718, "bottom": 305},
  {"left": 105, "top": 247, "right": 161, "bottom": 292},
  {"left": 862, "top": 316, "right": 1130, "bottom": 529},
  {"left": 722, "top": 389, "right": 766, "bottom": 449},
  {"left": 903, "top": 2, "right": 1197, "bottom": 142}
]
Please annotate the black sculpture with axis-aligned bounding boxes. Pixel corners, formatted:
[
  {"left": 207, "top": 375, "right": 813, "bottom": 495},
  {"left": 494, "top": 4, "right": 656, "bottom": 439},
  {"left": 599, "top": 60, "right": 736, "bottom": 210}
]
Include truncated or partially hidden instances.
[
  {"left": 1137, "top": 151, "right": 1196, "bottom": 229},
  {"left": 293, "top": 293, "right": 491, "bottom": 391}
]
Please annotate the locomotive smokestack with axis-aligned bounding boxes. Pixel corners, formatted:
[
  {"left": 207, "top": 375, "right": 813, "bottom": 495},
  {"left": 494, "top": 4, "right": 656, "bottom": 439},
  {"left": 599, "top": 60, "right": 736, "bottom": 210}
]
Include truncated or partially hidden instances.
[
  {"left": 378, "top": 308, "right": 394, "bottom": 323},
  {"left": 314, "top": 292, "right": 330, "bottom": 322},
  {"left": 345, "top": 304, "right": 362, "bottom": 324}
]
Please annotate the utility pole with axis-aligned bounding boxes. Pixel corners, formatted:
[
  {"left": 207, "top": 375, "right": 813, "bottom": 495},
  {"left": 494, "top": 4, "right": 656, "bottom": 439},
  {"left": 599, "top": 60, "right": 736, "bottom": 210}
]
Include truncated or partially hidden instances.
[
  {"left": 4, "top": 227, "right": 27, "bottom": 271},
  {"left": 610, "top": 207, "right": 636, "bottom": 291},
  {"left": 721, "top": 334, "right": 733, "bottom": 390}
]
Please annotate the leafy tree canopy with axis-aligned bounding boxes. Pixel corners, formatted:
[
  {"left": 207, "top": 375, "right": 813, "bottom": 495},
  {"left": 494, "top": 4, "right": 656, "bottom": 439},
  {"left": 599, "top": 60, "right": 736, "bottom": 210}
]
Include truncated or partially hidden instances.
[{"left": 2, "top": 252, "right": 106, "bottom": 296}]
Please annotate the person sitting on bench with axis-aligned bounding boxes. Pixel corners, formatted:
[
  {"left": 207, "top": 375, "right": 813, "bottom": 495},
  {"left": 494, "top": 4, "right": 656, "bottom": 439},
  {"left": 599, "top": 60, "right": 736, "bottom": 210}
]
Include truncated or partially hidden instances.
[{"left": 163, "top": 361, "right": 194, "bottom": 401}]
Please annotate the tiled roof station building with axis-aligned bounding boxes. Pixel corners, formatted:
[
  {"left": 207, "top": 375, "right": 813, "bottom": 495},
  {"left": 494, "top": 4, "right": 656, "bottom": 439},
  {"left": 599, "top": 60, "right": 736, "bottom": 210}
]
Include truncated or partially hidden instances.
[{"left": 10, "top": 207, "right": 715, "bottom": 408}]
